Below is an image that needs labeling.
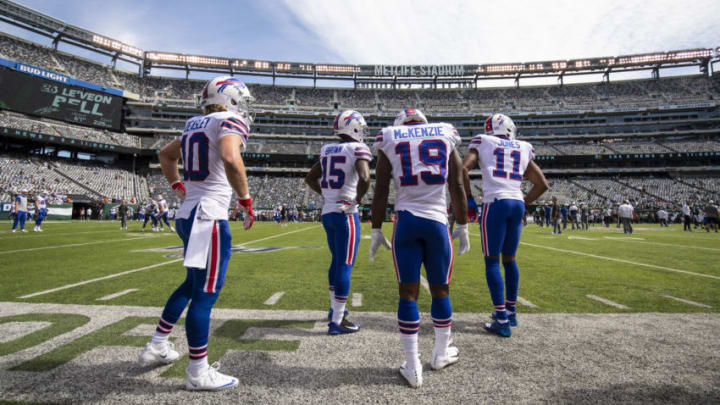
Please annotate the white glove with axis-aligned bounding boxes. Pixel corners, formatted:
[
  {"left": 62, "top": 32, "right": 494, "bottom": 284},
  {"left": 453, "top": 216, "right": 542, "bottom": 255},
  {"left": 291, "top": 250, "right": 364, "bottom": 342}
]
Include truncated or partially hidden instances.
[
  {"left": 451, "top": 223, "right": 470, "bottom": 256},
  {"left": 337, "top": 200, "right": 356, "bottom": 213},
  {"left": 369, "top": 228, "right": 392, "bottom": 263}
]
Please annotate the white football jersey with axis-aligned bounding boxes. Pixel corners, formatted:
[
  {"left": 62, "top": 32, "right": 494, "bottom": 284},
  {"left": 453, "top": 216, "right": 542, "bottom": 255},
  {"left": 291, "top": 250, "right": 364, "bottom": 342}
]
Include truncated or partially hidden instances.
[
  {"left": 374, "top": 122, "right": 461, "bottom": 224},
  {"left": 319, "top": 141, "right": 372, "bottom": 214},
  {"left": 158, "top": 199, "right": 168, "bottom": 212},
  {"left": 36, "top": 196, "right": 47, "bottom": 209},
  {"left": 468, "top": 135, "right": 535, "bottom": 203},
  {"left": 178, "top": 111, "right": 250, "bottom": 219},
  {"left": 16, "top": 194, "right": 28, "bottom": 212}
]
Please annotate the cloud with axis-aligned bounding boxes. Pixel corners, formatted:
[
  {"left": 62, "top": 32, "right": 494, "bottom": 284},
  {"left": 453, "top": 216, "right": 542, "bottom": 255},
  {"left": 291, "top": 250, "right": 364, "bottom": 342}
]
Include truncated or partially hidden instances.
[{"left": 281, "top": 0, "right": 720, "bottom": 65}]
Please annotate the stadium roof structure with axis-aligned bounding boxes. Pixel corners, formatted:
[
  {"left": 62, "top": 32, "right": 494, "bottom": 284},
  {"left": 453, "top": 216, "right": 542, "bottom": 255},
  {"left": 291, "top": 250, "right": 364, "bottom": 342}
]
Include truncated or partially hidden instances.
[{"left": 1, "top": 0, "right": 719, "bottom": 87}]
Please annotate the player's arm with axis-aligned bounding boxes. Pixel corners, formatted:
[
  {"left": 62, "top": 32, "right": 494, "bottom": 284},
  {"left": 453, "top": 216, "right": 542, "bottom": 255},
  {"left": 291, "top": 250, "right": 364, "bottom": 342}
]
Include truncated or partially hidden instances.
[
  {"left": 461, "top": 149, "right": 479, "bottom": 198},
  {"left": 159, "top": 139, "right": 182, "bottom": 185},
  {"left": 219, "top": 134, "right": 250, "bottom": 198},
  {"left": 220, "top": 134, "right": 254, "bottom": 229},
  {"left": 448, "top": 149, "right": 468, "bottom": 225},
  {"left": 450, "top": 148, "right": 471, "bottom": 255},
  {"left": 304, "top": 162, "right": 322, "bottom": 196},
  {"left": 354, "top": 159, "right": 370, "bottom": 204},
  {"left": 369, "top": 150, "right": 392, "bottom": 261},
  {"left": 371, "top": 151, "right": 391, "bottom": 229},
  {"left": 523, "top": 160, "right": 548, "bottom": 205}
]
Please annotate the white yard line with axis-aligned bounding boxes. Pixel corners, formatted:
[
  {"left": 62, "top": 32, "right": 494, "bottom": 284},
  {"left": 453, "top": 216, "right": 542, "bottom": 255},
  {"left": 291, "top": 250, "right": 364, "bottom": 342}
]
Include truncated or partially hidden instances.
[
  {"left": 517, "top": 296, "right": 539, "bottom": 308},
  {"left": 19, "top": 260, "right": 182, "bottom": 299},
  {"left": 0, "top": 235, "right": 174, "bottom": 255},
  {"left": 264, "top": 292, "right": 285, "bottom": 305},
  {"left": 0, "top": 230, "right": 118, "bottom": 240},
  {"left": 351, "top": 293, "right": 362, "bottom": 307},
  {"left": 662, "top": 295, "right": 712, "bottom": 309},
  {"left": 518, "top": 242, "right": 720, "bottom": 280},
  {"left": 419, "top": 276, "right": 431, "bottom": 294},
  {"left": 96, "top": 289, "right": 138, "bottom": 301},
  {"left": 586, "top": 294, "right": 630, "bottom": 309},
  {"left": 238, "top": 225, "right": 322, "bottom": 246},
  {"left": 602, "top": 238, "right": 720, "bottom": 253}
]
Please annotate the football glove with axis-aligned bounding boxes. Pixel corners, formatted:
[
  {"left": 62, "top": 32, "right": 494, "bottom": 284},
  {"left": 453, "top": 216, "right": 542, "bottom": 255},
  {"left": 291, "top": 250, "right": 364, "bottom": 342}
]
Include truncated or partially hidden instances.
[
  {"left": 237, "top": 195, "right": 254, "bottom": 230},
  {"left": 337, "top": 200, "right": 356, "bottom": 213},
  {"left": 451, "top": 223, "right": 470, "bottom": 256},
  {"left": 171, "top": 181, "right": 186, "bottom": 201},
  {"left": 369, "top": 228, "right": 392, "bottom": 263}
]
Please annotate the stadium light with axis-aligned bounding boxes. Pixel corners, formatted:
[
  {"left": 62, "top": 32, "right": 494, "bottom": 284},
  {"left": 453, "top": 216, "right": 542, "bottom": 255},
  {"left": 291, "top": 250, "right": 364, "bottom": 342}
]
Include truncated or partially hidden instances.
[{"left": 92, "top": 35, "right": 143, "bottom": 58}]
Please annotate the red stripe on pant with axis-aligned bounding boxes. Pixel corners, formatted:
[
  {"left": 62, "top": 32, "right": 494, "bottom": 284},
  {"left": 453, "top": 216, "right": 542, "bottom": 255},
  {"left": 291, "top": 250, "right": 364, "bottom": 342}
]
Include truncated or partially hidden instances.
[
  {"left": 345, "top": 214, "right": 355, "bottom": 265},
  {"left": 205, "top": 222, "right": 218, "bottom": 293}
]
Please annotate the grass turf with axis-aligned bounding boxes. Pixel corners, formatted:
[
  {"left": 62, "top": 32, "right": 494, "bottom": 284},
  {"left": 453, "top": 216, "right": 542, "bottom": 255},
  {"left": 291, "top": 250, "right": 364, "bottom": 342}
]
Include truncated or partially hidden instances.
[{"left": 0, "top": 220, "right": 718, "bottom": 314}]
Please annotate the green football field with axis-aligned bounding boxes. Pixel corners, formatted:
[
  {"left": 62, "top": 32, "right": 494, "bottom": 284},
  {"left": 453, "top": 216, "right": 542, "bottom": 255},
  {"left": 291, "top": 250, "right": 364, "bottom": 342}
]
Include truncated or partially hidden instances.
[{"left": 1, "top": 219, "right": 718, "bottom": 314}]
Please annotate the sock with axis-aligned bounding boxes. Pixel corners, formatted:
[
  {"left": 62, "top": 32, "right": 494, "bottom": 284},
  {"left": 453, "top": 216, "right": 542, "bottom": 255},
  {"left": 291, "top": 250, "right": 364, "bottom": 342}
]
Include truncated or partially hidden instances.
[
  {"left": 188, "top": 355, "right": 209, "bottom": 377},
  {"left": 328, "top": 286, "right": 335, "bottom": 308},
  {"left": 494, "top": 304, "right": 508, "bottom": 323},
  {"left": 503, "top": 260, "right": 519, "bottom": 314},
  {"left": 398, "top": 298, "right": 420, "bottom": 370},
  {"left": 331, "top": 297, "right": 347, "bottom": 324},
  {"left": 400, "top": 334, "right": 420, "bottom": 370},
  {"left": 151, "top": 317, "right": 174, "bottom": 344},
  {"left": 431, "top": 296, "right": 452, "bottom": 353}
]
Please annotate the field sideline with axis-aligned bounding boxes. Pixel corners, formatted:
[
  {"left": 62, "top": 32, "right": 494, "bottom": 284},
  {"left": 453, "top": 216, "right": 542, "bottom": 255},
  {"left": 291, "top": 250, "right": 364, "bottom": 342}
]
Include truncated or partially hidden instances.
[{"left": 1, "top": 219, "right": 719, "bottom": 403}]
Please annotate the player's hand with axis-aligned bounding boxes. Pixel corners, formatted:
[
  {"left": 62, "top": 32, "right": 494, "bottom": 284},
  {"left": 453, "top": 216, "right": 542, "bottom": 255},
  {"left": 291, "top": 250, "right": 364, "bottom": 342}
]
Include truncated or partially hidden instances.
[
  {"left": 171, "top": 181, "right": 186, "bottom": 201},
  {"left": 369, "top": 228, "right": 391, "bottom": 263},
  {"left": 452, "top": 223, "right": 470, "bottom": 256},
  {"left": 237, "top": 195, "right": 254, "bottom": 230},
  {"left": 467, "top": 196, "right": 478, "bottom": 218}
]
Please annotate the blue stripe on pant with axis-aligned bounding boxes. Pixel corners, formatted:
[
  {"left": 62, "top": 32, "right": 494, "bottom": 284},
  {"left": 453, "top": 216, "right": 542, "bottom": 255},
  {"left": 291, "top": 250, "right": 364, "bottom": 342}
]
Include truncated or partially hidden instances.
[
  {"left": 158, "top": 205, "right": 232, "bottom": 350},
  {"left": 322, "top": 212, "right": 360, "bottom": 300},
  {"left": 392, "top": 210, "right": 453, "bottom": 285},
  {"left": 12, "top": 211, "right": 26, "bottom": 230}
]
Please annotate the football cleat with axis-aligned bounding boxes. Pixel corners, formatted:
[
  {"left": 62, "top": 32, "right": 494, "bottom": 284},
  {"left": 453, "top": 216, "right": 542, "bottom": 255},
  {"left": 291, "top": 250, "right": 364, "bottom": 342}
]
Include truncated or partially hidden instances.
[
  {"left": 185, "top": 362, "right": 238, "bottom": 391},
  {"left": 483, "top": 320, "right": 511, "bottom": 337},
  {"left": 431, "top": 345, "right": 459, "bottom": 371},
  {"left": 139, "top": 341, "right": 179, "bottom": 366},
  {"left": 492, "top": 312, "right": 517, "bottom": 327},
  {"left": 399, "top": 362, "right": 422, "bottom": 388},
  {"left": 328, "top": 319, "right": 359, "bottom": 335}
]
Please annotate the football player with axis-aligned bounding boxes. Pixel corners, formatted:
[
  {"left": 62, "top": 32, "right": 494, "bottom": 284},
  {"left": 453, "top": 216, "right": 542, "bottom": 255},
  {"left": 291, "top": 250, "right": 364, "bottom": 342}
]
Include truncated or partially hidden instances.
[
  {"left": 139, "top": 76, "right": 255, "bottom": 391},
  {"left": 370, "top": 108, "right": 470, "bottom": 388},
  {"left": 157, "top": 194, "right": 175, "bottom": 232},
  {"left": 462, "top": 114, "right": 548, "bottom": 337},
  {"left": 33, "top": 190, "right": 48, "bottom": 232},
  {"left": 305, "top": 110, "right": 371, "bottom": 334},
  {"left": 11, "top": 189, "right": 28, "bottom": 233}
]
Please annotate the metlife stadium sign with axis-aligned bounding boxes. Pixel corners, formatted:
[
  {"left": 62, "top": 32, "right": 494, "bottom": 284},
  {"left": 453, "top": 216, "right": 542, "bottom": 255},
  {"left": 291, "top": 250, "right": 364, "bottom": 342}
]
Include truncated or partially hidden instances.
[{"left": 371, "top": 65, "right": 467, "bottom": 77}]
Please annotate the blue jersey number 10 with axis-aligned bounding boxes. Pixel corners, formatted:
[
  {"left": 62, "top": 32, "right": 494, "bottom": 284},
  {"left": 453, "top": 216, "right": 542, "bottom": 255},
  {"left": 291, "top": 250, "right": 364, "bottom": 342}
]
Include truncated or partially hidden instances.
[{"left": 181, "top": 132, "right": 210, "bottom": 181}]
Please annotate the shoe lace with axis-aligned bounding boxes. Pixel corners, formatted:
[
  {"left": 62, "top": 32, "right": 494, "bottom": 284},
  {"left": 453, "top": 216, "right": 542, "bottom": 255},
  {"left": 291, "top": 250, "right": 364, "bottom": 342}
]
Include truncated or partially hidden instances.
[{"left": 207, "top": 362, "right": 222, "bottom": 381}]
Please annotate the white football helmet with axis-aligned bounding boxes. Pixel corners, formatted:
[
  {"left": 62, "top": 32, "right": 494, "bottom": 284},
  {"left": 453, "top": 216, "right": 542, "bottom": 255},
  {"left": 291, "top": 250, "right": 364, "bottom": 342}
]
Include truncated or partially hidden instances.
[
  {"left": 485, "top": 113, "right": 517, "bottom": 140},
  {"left": 200, "top": 76, "right": 255, "bottom": 120},
  {"left": 394, "top": 108, "right": 428, "bottom": 127},
  {"left": 334, "top": 110, "right": 367, "bottom": 142}
]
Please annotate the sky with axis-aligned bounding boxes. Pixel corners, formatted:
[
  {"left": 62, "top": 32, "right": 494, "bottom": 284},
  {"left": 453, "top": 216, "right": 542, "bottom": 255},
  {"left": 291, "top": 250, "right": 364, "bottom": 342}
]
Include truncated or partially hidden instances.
[{"left": 0, "top": 0, "right": 718, "bottom": 85}]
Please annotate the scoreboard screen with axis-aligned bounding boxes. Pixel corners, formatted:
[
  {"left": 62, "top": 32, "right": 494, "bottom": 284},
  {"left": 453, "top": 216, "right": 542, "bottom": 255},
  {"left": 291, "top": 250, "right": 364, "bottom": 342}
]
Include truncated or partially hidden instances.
[{"left": 0, "top": 67, "right": 124, "bottom": 131}]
